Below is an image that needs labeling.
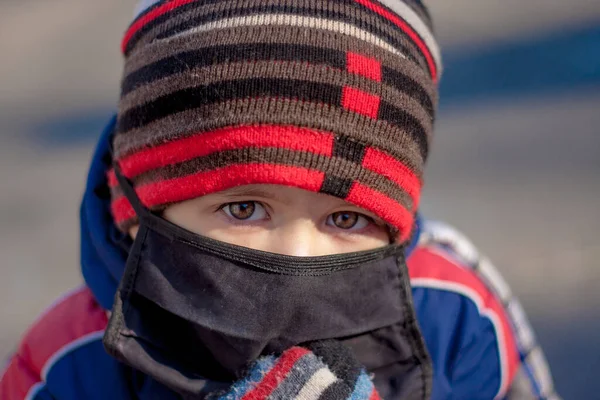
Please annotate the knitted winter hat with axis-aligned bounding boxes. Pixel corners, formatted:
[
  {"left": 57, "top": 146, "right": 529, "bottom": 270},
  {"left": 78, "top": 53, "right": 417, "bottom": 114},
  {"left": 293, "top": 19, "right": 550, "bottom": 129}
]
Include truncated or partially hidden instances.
[{"left": 109, "top": 0, "right": 441, "bottom": 242}]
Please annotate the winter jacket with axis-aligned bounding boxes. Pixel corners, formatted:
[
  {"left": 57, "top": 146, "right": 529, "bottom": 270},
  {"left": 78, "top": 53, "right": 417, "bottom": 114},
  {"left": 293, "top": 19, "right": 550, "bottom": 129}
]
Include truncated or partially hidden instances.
[{"left": 0, "top": 119, "right": 559, "bottom": 399}]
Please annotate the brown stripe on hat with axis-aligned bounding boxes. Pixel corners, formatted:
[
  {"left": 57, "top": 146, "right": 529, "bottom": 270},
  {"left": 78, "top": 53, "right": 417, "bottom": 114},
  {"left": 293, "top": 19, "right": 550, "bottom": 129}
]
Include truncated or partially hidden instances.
[
  {"left": 121, "top": 30, "right": 435, "bottom": 115},
  {"left": 120, "top": 40, "right": 435, "bottom": 115},
  {"left": 125, "top": 24, "right": 433, "bottom": 90},
  {"left": 113, "top": 98, "right": 427, "bottom": 176},
  {"left": 126, "top": 0, "right": 430, "bottom": 72},
  {"left": 118, "top": 78, "right": 338, "bottom": 132},
  {"left": 120, "top": 146, "right": 416, "bottom": 211},
  {"left": 119, "top": 59, "right": 434, "bottom": 130},
  {"left": 121, "top": 45, "right": 344, "bottom": 100},
  {"left": 121, "top": 41, "right": 349, "bottom": 96},
  {"left": 116, "top": 82, "right": 430, "bottom": 162}
]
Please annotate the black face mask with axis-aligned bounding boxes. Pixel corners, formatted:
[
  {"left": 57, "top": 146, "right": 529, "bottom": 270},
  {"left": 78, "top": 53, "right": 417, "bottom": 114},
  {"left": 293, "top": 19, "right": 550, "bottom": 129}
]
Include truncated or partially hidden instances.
[{"left": 103, "top": 165, "right": 432, "bottom": 400}]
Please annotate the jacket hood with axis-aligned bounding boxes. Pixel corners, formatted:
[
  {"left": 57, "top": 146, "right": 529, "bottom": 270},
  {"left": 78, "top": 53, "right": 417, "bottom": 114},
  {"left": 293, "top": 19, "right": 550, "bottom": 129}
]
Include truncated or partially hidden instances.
[
  {"left": 80, "top": 117, "right": 423, "bottom": 310},
  {"left": 80, "top": 116, "right": 130, "bottom": 310}
]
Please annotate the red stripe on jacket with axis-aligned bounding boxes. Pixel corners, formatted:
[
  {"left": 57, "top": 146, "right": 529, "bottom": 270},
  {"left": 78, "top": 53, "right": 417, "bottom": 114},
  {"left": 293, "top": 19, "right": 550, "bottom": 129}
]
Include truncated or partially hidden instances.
[
  {"left": 407, "top": 246, "right": 519, "bottom": 398},
  {"left": 0, "top": 287, "right": 108, "bottom": 400}
]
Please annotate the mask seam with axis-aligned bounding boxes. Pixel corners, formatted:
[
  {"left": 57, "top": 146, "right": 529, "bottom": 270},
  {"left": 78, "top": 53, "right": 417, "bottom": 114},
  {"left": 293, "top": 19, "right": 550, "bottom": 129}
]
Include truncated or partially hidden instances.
[
  {"left": 177, "top": 236, "right": 399, "bottom": 275},
  {"left": 104, "top": 225, "right": 149, "bottom": 350},
  {"left": 396, "top": 254, "right": 433, "bottom": 399}
]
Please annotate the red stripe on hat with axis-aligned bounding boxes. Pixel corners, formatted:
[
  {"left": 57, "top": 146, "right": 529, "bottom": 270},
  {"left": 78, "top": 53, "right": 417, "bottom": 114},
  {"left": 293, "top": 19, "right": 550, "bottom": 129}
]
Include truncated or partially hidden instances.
[
  {"left": 107, "top": 169, "right": 118, "bottom": 188},
  {"left": 111, "top": 164, "right": 326, "bottom": 223},
  {"left": 362, "top": 147, "right": 422, "bottom": 209},
  {"left": 241, "top": 347, "right": 310, "bottom": 400},
  {"left": 342, "top": 86, "right": 381, "bottom": 119},
  {"left": 118, "top": 125, "right": 335, "bottom": 179},
  {"left": 408, "top": 247, "right": 520, "bottom": 397},
  {"left": 346, "top": 182, "right": 413, "bottom": 241},
  {"left": 111, "top": 196, "right": 137, "bottom": 224},
  {"left": 346, "top": 52, "right": 382, "bottom": 82},
  {"left": 353, "top": 0, "right": 437, "bottom": 82},
  {"left": 122, "top": 0, "right": 198, "bottom": 53}
]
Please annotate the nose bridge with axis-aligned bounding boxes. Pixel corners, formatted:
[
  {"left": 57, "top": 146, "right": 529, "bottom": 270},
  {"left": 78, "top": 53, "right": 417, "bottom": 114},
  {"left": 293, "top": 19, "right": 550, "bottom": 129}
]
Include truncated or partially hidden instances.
[{"left": 273, "top": 217, "right": 319, "bottom": 257}]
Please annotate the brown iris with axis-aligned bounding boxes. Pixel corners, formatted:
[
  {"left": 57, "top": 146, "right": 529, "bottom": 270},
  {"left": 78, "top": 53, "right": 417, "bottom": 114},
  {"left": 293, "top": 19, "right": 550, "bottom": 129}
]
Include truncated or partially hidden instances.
[
  {"left": 228, "top": 202, "right": 256, "bottom": 220},
  {"left": 331, "top": 211, "right": 360, "bottom": 229}
]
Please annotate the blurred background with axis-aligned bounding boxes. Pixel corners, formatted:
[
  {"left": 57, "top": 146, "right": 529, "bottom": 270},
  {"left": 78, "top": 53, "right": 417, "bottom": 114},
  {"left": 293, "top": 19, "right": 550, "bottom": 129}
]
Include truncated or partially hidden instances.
[{"left": 1, "top": 1, "right": 599, "bottom": 397}]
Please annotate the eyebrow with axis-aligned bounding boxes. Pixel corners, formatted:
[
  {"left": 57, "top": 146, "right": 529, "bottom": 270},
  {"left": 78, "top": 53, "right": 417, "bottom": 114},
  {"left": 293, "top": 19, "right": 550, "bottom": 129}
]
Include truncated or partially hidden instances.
[{"left": 218, "top": 186, "right": 293, "bottom": 205}]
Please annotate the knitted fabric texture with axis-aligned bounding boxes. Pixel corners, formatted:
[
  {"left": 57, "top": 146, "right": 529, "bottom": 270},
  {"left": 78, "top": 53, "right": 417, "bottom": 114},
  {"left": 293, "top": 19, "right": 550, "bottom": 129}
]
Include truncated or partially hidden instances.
[
  {"left": 210, "top": 341, "right": 381, "bottom": 400},
  {"left": 110, "top": 0, "right": 441, "bottom": 242}
]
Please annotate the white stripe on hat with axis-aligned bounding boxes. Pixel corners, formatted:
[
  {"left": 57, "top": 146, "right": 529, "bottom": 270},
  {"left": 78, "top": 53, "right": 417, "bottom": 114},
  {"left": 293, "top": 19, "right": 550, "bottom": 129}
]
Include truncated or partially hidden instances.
[
  {"left": 376, "top": 0, "right": 442, "bottom": 73},
  {"left": 166, "top": 14, "right": 408, "bottom": 61}
]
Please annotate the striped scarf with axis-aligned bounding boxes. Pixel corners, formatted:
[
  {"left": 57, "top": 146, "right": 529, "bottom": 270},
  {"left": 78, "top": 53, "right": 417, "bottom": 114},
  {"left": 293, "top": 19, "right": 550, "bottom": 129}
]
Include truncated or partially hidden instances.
[{"left": 211, "top": 341, "right": 380, "bottom": 400}]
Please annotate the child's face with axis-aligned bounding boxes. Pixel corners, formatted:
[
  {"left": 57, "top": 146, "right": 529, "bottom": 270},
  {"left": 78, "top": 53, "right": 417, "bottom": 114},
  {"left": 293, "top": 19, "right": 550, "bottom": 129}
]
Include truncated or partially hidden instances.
[{"left": 130, "top": 184, "right": 391, "bottom": 255}]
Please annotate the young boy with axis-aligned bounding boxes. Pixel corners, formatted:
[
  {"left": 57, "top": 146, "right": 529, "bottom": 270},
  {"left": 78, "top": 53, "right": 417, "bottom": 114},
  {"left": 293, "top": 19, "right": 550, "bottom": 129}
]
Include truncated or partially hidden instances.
[{"left": 1, "top": 0, "right": 559, "bottom": 399}]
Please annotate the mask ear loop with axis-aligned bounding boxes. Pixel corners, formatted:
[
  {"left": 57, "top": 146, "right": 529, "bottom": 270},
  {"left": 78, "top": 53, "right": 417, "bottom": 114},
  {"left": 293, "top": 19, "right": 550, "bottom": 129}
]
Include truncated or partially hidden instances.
[
  {"left": 107, "top": 128, "right": 151, "bottom": 222},
  {"left": 112, "top": 163, "right": 150, "bottom": 222},
  {"left": 111, "top": 162, "right": 183, "bottom": 242}
]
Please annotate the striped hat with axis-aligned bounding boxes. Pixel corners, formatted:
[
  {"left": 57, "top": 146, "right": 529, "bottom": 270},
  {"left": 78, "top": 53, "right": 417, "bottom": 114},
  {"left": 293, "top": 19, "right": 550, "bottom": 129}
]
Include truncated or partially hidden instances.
[{"left": 109, "top": 0, "right": 441, "bottom": 242}]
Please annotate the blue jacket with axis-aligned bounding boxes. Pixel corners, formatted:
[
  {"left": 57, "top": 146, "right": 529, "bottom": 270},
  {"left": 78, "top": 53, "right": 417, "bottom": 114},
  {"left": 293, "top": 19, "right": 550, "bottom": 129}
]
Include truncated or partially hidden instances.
[{"left": 1, "top": 119, "right": 558, "bottom": 399}]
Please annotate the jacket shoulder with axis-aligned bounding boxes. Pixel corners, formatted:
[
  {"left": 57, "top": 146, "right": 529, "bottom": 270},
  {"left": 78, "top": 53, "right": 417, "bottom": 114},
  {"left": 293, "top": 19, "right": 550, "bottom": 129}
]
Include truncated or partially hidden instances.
[
  {"left": 0, "top": 286, "right": 108, "bottom": 399},
  {"left": 410, "top": 219, "right": 513, "bottom": 304},
  {"left": 407, "top": 219, "right": 558, "bottom": 399}
]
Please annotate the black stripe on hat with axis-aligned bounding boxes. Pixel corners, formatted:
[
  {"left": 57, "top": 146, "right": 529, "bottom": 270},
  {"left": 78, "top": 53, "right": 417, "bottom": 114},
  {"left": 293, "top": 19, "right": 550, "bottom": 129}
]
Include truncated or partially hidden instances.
[
  {"left": 320, "top": 176, "right": 354, "bottom": 199},
  {"left": 125, "top": 0, "right": 428, "bottom": 71},
  {"left": 118, "top": 78, "right": 343, "bottom": 133},
  {"left": 125, "top": 0, "right": 211, "bottom": 56},
  {"left": 152, "top": 3, "right": 425, "bottom": 66},
  {"left": 382, "top": 65, "right": 434, "bottom": 117},
  {"left": 378, "top": 100, "right": 428, "bottom": 160},
  {"left": 122, "top": 43, "right": 347, "bottom": 96},
  {"left": 332, "top": 136, "right": 367, "bottom": 164},
  {"left": 122, "top": 43, "right": 434, "bottom": 120}
]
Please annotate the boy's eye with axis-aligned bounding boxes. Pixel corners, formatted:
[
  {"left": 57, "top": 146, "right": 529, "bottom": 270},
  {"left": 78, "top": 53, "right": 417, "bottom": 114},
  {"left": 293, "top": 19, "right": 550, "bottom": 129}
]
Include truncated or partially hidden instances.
[
  {"left": 222, "top": 201, "right": 267, "bottom": 221},
  {"left": 327, "top": 211, "right": 370, "bottom": 230}
]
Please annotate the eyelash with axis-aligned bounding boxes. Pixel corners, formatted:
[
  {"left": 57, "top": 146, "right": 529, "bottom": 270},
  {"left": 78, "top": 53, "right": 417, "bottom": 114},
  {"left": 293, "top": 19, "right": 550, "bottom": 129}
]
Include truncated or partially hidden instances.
[
  {"left": 218, "top": 201, "right": 270, "bottom": 224},
  {"left": 216, "top": 201, "right": 383, "bottom": 234}
]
